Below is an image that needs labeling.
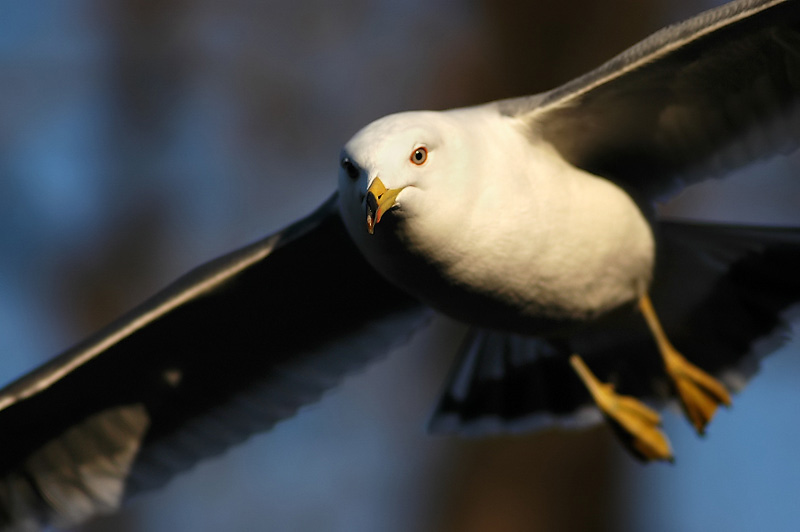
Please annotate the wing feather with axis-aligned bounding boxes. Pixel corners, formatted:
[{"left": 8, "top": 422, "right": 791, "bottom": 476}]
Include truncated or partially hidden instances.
[
  {"left": 498, "top": 0, "right": 800, "bottom": 203},
  {"left": 0, "top": 194, "right": 427, "bottom": 529}
]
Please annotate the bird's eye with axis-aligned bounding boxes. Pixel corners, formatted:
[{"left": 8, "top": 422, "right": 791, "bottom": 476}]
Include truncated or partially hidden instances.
[
  {"left": 341, "top": 157, "right": 360, "bottom": 180},
  {"left": 410, "top": 147, "right": 428, "bottom": 166}
]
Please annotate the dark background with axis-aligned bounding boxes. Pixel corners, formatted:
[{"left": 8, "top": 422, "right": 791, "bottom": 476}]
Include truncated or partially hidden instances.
[{"left": 0, "top": 1, "right": 799, "bottom": 530}]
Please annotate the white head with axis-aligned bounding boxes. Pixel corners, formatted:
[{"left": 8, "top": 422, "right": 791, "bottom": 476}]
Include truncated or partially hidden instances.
[
  {"left": 336, "top": 107, "right": 537, "bottom": 315},
  {"left": 337, "top": 110, "right": 474, "bottom": 259}
]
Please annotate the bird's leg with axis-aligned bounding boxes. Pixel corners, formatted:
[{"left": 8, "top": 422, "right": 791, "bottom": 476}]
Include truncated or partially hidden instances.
[
  {"left": 569, "top": 355, "right": 673, "bottom": 462},
  {"left": 638, "top": 294, "right": 731, "bottom": 435}
]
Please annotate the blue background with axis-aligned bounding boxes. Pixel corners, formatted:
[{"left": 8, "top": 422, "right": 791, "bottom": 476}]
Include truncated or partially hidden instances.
[{"left": 0, "top": 1, "right": 798, "bottom": 530}]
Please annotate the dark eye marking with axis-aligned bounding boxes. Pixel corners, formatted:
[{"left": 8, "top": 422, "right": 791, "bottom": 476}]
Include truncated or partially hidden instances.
[{"left": 340, "top": 157, "right": 360, "bottom": 180}]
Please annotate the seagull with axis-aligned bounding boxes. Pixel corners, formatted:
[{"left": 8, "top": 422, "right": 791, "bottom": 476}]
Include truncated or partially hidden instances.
[{"left": 1, "top": 0, "right": 800, "bottom": 528}]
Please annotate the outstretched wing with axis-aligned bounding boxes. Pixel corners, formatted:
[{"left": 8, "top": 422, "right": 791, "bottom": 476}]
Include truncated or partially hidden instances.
[
  {"left": 0, "top": 194, "right": 427, "bottom": 530},
  {"left": 499, "top": 0, "right": 800, "bottom": 203}
]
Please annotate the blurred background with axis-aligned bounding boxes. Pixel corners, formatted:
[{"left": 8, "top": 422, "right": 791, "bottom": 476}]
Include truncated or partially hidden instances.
[{"left": 1, "top": 0, "right": 799, "bottom": 530}]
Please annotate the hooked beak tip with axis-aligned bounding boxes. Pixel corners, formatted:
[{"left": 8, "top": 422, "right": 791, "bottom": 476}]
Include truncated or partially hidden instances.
[
  {"left": 365, "top": 190, "right": 378, "bottom": 234},
  {"left": 365, "top": 177, "right": 404, "bottom": 234}
]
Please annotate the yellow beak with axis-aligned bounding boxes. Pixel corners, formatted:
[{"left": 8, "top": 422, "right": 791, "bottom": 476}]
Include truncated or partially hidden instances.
[{"left": 365, "top": 177, "right": 404, "bottom": 234}]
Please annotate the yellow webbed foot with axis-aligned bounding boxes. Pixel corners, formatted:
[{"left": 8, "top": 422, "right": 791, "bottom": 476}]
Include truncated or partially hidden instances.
[
  {"left": 638, "top": 295, "right": 732, "bottom": 435},
  {"left": 663, "top": 347, "right": 732, "bottom": 435},
  {"left": 570, "top": 355, "right": 673, "bottom": 463}
]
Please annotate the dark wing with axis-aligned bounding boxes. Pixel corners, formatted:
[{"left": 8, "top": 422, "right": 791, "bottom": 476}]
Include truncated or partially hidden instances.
[
  {"left": 0, "top": 194, "right": 427, "bottom": 530},
  {"left": 430, "top": 221, "right": 800, "bottom": 436},
  {"left": 498, "top": 0, "right": 800, "bottom": 203}
]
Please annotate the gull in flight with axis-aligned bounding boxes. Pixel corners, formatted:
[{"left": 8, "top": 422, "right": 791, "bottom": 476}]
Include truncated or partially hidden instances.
[{"left": 0, "top": 0, "right": 799, "bottom": 529}]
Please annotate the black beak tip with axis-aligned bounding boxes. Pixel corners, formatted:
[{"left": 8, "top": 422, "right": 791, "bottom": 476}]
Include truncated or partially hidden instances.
[
  {"left": 366, "top": 191, "right": 378, "bottom": 212},
  {"left": 366, "top": 191, "right": 378, "bottom": 220},
  {"left": 365, "top": 191, "right": 380, "bottom": 234}
]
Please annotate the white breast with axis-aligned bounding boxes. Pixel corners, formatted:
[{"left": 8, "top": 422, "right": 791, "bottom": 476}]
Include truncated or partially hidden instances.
[{"left": 341, "top": 107, "right": 655, "bottom": 333}]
